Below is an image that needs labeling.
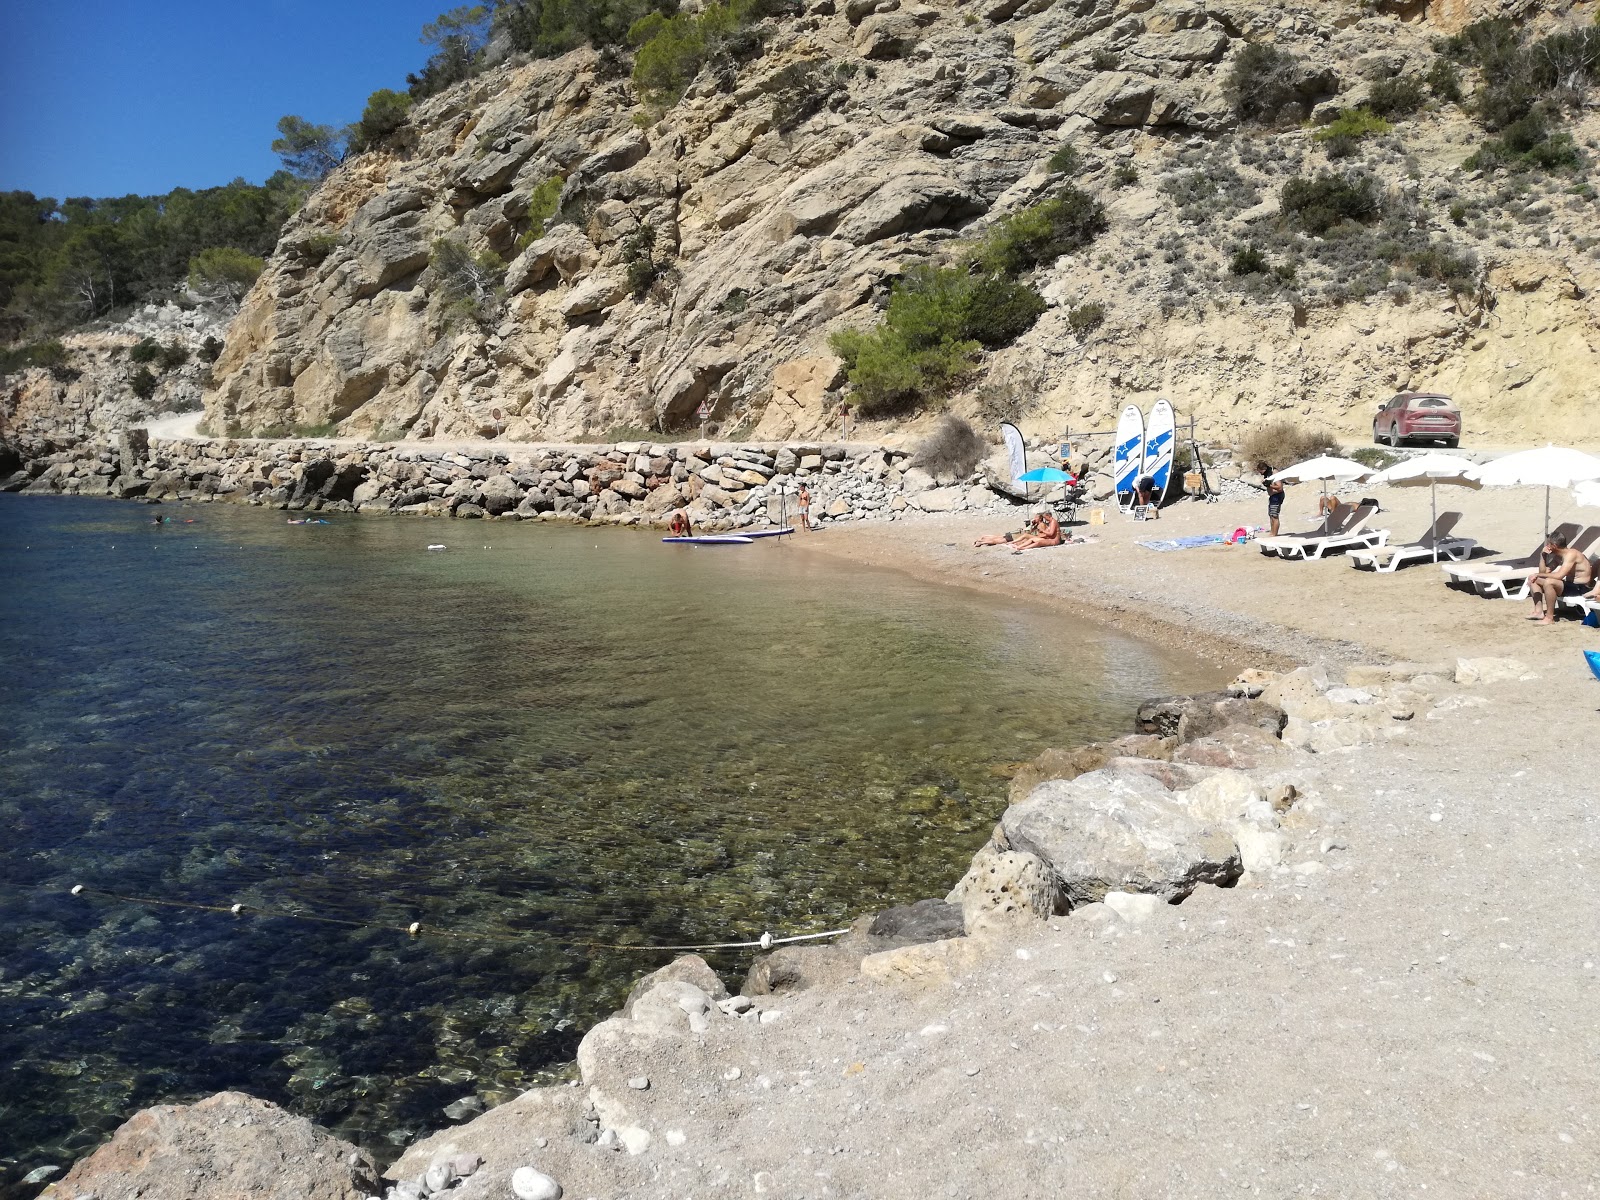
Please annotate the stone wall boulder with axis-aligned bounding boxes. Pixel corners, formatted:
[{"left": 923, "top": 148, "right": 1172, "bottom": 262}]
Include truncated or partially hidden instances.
[
  {"left": 41, "top": 1091, "right": 379, "bottom": 1200},
  {"left": 1171, "top": 723, "right": 1297, "bottom": 770},
  {"left": 1001, "top": 770, "right": 1241, "bottom": 906}
]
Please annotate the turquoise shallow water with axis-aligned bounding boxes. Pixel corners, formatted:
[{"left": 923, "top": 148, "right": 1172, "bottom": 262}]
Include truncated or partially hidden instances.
[{"left": 0, "top": 496, "right": 1221, "bottom": 1191}]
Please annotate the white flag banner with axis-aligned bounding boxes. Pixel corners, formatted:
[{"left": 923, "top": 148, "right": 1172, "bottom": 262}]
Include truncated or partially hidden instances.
[{"left": 1000, "top": 422, "right": 1026, "bottom": 482}]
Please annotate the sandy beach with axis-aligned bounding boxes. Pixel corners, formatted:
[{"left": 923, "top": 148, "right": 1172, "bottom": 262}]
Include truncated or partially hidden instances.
[
  {"left": 793, "top": 479, "right": 1600, "bottom": 674},
  {"left": 358, "top": 484, "right": 1600, "bottom": 1200}
]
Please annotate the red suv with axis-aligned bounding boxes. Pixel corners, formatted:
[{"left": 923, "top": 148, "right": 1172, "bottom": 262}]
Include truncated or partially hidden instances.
[{"left": 1372, "top": 392, "right": 1461, "bottom": 448}]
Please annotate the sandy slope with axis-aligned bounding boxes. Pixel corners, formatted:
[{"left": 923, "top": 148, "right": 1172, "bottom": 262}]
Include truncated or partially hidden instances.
[{"left": 377, "top": 485, "right": 1600, "bottom": 1200}]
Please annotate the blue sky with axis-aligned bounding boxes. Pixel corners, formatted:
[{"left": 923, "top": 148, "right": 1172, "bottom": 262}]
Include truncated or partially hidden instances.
[{"left": 0, "top": 0, "right": 455, "bottom": 199}]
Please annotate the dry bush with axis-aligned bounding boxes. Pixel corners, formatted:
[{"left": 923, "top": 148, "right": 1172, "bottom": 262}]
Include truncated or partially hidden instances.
[
  {"left": 1237, "top": 419, "right": 1338, "bottom": 472},
  {"left": 915, "top": 414, "right": 987, "bottom": 481}
]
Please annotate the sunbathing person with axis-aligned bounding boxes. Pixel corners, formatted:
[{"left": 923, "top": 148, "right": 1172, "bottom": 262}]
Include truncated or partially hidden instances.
[
  {"left": 975, "top": 511, "right": 1060, "bottom": 550},
  {"left": 1527, "top": 532, "right": 1594, "bottom": 624}
]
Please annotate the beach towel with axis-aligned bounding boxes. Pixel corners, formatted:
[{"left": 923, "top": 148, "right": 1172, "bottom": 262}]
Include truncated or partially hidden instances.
[{"left": 1137, "top": 533, "right": 1234, "bottom": 552}]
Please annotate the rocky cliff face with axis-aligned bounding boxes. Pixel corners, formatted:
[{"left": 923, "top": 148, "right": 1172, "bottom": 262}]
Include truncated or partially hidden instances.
[
  {"left": 1, "top": 302, "right": 227, "bottom": 454},
  {"left": 202, "top": 0, "right": 1600, "bottom": 450}
]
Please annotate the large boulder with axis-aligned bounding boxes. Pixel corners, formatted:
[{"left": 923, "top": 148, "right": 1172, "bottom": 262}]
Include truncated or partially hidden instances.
[
  {"left": 1135, "top": 691, "right": 1230, "bottom": 737},
  {"left": 949, "top": 845, "right": 1061, "bottom": 934},
  {"left": 1066, "top": 72, "right": 1157, "bottom": 125},
  {"left": 1176, "top": 697, "right": 1287, "bottom": 743},
  {"left": 1171, "top": 723, "right": 1297, "bottom": 770},
  {"left": 1002, "top": 770, "right": 1242, "bottom": 905},
  {"left": 1009, "top": 735, "right": 1174, "bottom": 803},
  {"left": 622, "top": 954, "right": 728, "bottom": 1017},
  {"left": 41, "top": 1092, "right": 379, "bottom": 1200}
]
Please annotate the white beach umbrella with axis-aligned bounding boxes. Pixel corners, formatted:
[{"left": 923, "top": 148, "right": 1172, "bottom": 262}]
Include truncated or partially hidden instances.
[
  {"left": 1270, "top": 455, "right": 1374, "bottom": 507},
  {"left": 1367, "top": 453, "right": 1482, "bottom": 560},
  {"left": 1575, "top": 479, "right": 1600, "bottom": 508},
  {"left": 1469, "top": 445, "right": 1600, "bottom": 537}
]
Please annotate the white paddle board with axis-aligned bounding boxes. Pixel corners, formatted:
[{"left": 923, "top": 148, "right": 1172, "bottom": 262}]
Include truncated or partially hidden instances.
[
  {"left": 743, "top": 528, "right": 794, "bottom": 539},
  {"left": 1113, "top": 404, "right": 1145, "bottom": 503},
  {"left": 1143, "top": 397, "right": 1176, "bottom": 504},
  {"left": 662, "top": 535, "right": 755, "bottom": 545}
]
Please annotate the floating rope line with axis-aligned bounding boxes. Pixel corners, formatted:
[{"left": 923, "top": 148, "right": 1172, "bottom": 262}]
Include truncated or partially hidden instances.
[{"left": 62, "top": 885, "right": 848, "bottom": 954}]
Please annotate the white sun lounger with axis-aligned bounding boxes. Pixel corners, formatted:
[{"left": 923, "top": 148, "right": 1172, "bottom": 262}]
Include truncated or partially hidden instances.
[
  {"left": 1255, "top": 502, "right": 1354, "bottom": 557},
  {"left": 1442, "top": 523, "right": 1592, "bottom": 599},
  {"left": 1347, "top": 511, "right": 1475, "bottom": 573},
  {"left": 1259, "top": 502, "right": 1385, "bottom": 561}
]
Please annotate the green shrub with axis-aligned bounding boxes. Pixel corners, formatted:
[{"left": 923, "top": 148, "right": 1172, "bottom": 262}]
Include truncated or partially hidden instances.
[
  {"left": 977, "top": 186, "right": 1107, "bottom": 274},
  {"left": 130, "top": 338, "right": 163, "bottom": 364},
  {"left": 299, "top": 234, "right": 340, "bottom": 262},
  {"left": 130, "top": 366, "right": 158, "bottom": 400},
  {"left": 959, "top": 275, "right": 1047, "bottom": 348},
  {"left": 351, "top": 88, "right": 412, "bottom": 152},
  {"left": 430, "top": 237, "right": 505, "bottom": 325},
  {"left": 199, "top": 336, "right": 224, "bottom": 363},
  {"left": 0, "top": 340, "right": 71, "bottom": 378},
  {"left": 1427, "top": 57, "right": 1463, "bottom": 103},
  {"left": 1467, "top": 111, "right": 1582, "bottom": 172},
  {"left": 188, "top": 246, "right": 265, "bottom": 301},
  {"left": 630, "top": 0, "right": 764, "bottom": 105},
  {"left": 720, "top": 287, "right": 749, "bottom": 313},
  {"left": 1046, "top": 143, "right": 1081, "bottom": 174},
  {"left": 1366, "top": 76, "right": 1425, "bottom": 119},
  {"left": 516, "top": 176, "right": 565, "bottom": 251},
  {"left": 623, "top": 225, "right": 662, "bottom": 297},
  {"left": 1112, "top": 162, "right": 1139, "bottom": 188},
  {"left": 829, "top": 265, "right": 1043, "bottom": 415},
  {"left": 1449, "top": 201, "right": 1467, "bottom": 225},
  {"left": 1091, "top": 47, "right": 1120, "bottom": 70},
  {"left": 1230, "top": 244, "right": 1268, "bottom": 275},
  {"left": 1238, "top": 419, "right": 1337, "bottom": 473},
  {"left": 1279, "top": 171, "right": 1382, "bottom": 234},
  {"left": 1314, "top": 108, "right": 1391, "bottom": 159},
  {"left": 1406, "top": 243, "right": 1477, "bottom": 293},
  {"left": 1065, "top": 301, "right": 1104, "bottom": 337},
  {"left": 1349, "top": 445, "right": 1401, "bottom": 470},
  {"left": 1226, "top": 43, "right": 1305, "bottom": 125}
]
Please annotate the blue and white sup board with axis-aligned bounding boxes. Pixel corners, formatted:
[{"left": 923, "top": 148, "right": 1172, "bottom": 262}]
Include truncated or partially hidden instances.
[{"left": 1113, "top": 404, "right": 1146, "bottom": 505}]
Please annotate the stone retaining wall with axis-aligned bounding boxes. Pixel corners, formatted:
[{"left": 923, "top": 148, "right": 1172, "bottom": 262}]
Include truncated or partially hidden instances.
[{"left": 2, "top": 432, "right": 1020, "bottom": 528}]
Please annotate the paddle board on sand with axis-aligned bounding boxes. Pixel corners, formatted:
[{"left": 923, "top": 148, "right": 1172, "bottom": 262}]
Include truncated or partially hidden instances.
[
  {"left": 743, "top": 528, "right": 794, "bottom": 539},
  {"left": 1143, "top": 397, "right": 1176, "bottom": 503},
  {"left": 662, "top": 535, "right": 756, "bottom": 545},
  {"left": 1113, "top": 404, "right": 1145, "bottom": 504}
]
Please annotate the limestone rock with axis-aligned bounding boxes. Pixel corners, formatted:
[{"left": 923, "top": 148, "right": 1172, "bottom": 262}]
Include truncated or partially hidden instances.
[
  {"left": 1134, "top": 691, "right": 1229, "bottom": 737},
  {"left": 41, "top": 1091, "right": 378, "bottom": 1200},
  {"left": 1176, "top": 697, "right": 1287, "bottom": 743},
  {"left": 867, "top": 898, "right": 966, "bottom": 942},
  {"left": 1067, "top": 72, "right": 1157, "bottom": 125},
  {"left": 951, "top": 846, "right": 1060, "bottom": 934},
  {"left": 1001, "top": 770, "right": 1242, "bottom": 906},
  {"left": 1009, "top": 735, "right": 1175, "bottom": 803},
  {"left": 621, "top": 954, "right": 728, "bottom": 1017},
  {"left": 860, "top": 936, "right": 984, "bottom": 986},
  {"left": 1172, "top": 724, "right": 1297, "bottom": 770},
  {"left": 562, "top": 274, "right": 628, "bottom": 318},
  {"left": 1454, "top": 656, "right": 1530, "bottom": 685}
]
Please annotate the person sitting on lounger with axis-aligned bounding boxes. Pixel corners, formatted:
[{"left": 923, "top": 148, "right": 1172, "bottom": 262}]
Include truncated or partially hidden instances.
[
  {"left": 974, "top": 511, "right": 1061, "bottom": 550},
  {"left": 1527, "top": 532, "right": 1594, "bottom": 624}
]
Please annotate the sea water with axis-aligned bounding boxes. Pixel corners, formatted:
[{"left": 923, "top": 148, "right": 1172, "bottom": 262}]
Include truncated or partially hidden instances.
[{"left": 0, "top": 496, "right": 1221, "bottom": 1189}]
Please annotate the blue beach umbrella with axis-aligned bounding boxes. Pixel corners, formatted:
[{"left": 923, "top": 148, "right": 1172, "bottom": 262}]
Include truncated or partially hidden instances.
[
  {"left": 1017, "top": 467, "right": 1076, "bottom": 483},
  {"left": 1586, "top": 650, "right": 1600, "bottom": 682}
]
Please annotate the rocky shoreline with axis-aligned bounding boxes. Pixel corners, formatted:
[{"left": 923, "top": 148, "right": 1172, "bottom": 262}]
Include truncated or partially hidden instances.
[
  {"left": 0, "top": 429, "right": 1041, "bottom": 529},
  {"left": 35, "top": 651, "right": 1529, "bottom": 1200}
]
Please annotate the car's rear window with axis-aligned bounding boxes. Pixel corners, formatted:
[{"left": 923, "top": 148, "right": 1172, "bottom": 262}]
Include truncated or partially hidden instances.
[{"left": 1413, "top": 397, "right": 1451, "bottom": 407}]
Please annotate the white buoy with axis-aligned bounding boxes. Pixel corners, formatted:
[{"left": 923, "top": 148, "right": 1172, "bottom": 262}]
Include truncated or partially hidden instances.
[
  {"left": 70, "top": 884, "right": 84, "bottom": 896},
  {"left": 759, "top": 932, "right": 774, "bottom": 949},
  {"left": 408, "top": 922, "right": 422, "bottom": 936},
  {"left": 230, "top": 903, "right": 244, "bottom": 915}
]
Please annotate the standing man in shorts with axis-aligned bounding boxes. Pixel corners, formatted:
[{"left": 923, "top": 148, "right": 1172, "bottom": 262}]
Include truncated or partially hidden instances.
[
  {"left": 797, "top": 483, "right": 812, "bottom": 532},
  {"left": 1259, "top": 462, "right": 1285, "bottom": 537}
]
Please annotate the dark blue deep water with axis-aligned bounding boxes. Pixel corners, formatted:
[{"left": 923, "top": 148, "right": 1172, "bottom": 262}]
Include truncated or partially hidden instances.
[{"left": 0, "top": 495, "right": 1220, "bottom": 1191}]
